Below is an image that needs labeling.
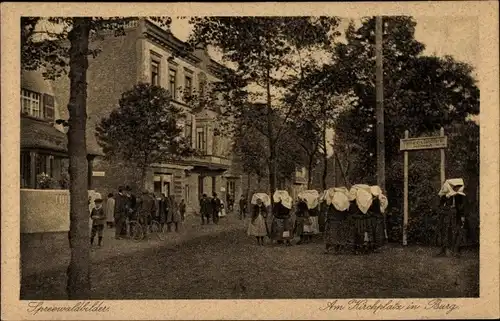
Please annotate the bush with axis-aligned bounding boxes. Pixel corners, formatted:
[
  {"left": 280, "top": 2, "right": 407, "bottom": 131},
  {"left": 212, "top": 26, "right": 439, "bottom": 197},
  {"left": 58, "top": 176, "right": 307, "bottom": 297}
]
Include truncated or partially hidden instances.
[{"left": 36, "top": 173, "right": 59, "bottom": 189}]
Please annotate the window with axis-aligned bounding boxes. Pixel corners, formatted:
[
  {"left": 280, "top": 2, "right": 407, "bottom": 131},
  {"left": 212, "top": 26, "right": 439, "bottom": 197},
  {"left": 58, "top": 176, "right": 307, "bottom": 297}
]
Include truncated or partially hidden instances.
[
  {"left": 184, "top": 76, "right": 192, "bottom": 97},
  {"left": 43, "top": 94, "right": 55, "bottom": 120},
  {"left": 169, "top": 69, "right": 177, "bottom": 99},
  {"left": 21, "top": 89, "right": 41, "bottom": 118},
  {"left": 196, "top": 127, "right": 206, "bottom": 154},
  {"left": 21, "top": 151, "right": 32, "bottom": 188},
  {"left": 151, "top": 60, "right": 160, "bottom": 86}
]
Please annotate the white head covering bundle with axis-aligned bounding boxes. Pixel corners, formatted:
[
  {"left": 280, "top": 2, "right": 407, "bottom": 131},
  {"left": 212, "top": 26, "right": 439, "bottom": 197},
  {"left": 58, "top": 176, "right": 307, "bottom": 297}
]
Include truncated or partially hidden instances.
[
  {"left": 297, "top": 190, "right": 320, "bottom": 210},
  {"left": 438, "top": 178, "right": 466, "bottom": 198},
  {"left": 369, "top": 185, "right": 389, "bottom": 214},
  {"left": 348, "top": 184, "right": 373, "bottom": 214},
  {"left": 273, "top": 190, "right": 293, "bottom": 210},
  {"left": 320, "top": 187, "right": 350, "bottom": 212},
  {"left": 251, "top": 193, "right": 271, "bottom": 207}
]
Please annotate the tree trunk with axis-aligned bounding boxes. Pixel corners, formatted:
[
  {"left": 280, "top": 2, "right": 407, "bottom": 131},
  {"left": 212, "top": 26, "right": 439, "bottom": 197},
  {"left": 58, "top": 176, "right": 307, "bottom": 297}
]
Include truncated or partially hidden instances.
[
  {"left": 140, "top": 165, "right": 148, "bottom": 191},
  {"left": 66, "top": 18, "right": 91, "bottom": 299},
  {"left": 246, "top": 173, "right": 251, "bottom": 202},
  {"left": 307, "top": 154, "right": 314, "bottom": 189},
  {"left": 322, "top": 123, "right": 328, "bottom": 190},
  {"left": 265, "top": 64, "right": 276, "bottom": 197}
]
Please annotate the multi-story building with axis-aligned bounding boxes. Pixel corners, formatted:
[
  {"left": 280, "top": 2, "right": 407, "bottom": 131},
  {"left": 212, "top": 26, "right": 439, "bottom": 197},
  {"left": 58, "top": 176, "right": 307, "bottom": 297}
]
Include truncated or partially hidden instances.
[{"left": 21, "top": 18, "right": 243, "bottom": 214}]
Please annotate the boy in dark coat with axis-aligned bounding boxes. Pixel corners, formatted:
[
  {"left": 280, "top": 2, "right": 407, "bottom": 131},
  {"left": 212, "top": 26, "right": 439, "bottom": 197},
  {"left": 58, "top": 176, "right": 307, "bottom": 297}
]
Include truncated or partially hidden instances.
[{"left": 90, "top": 194, "right": 106, "bottom": 247}]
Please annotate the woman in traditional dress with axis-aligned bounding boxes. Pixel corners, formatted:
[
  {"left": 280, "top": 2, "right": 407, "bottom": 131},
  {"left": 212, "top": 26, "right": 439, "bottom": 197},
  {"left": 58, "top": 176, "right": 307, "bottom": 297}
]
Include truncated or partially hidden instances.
[
  {"left": 295, "top": 190, "right": 321, "bottom": 244},
  {"left": 270, "top": 190, "right": 294, "bottom": 246},
  {"left": 437, "top": 179, "right": 467, "bottom": 256},
  {"left": 349, "top": 185, "right": 375, "bottom": 254},
  {"left": 247, "top": 197, "right": 269, "bottom": 246},
  {"left": 368, "top": 186, "right": 388, "bottom": 252},
  {"left": 322, "top": 187, "right": 351, "bottom": 254},
  {"left": 293, "top": 199, "right": 312, "bottom": 244}
]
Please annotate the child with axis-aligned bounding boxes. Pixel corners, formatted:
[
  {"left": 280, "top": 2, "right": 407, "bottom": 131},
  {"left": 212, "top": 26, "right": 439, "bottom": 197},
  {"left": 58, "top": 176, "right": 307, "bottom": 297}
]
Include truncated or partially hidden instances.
[
  {"left": 90, "top": 193, "right": 106, "bottom": 247},
  {"left": 247, "top": 198, "right": 268, "bottom": 246}
]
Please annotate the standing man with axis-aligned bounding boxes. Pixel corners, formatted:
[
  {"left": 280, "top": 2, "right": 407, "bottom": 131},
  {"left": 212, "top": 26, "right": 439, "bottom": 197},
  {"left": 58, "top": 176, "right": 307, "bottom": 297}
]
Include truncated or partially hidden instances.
[
  {"left": 239, "top": 195, "right": 248, "bottom": 220},
  {"left": 200, "top": 193, "right": 210, "bottom": 225},
  {"left": 179, "top": 199, "right": 186, "bottom": 222},
  {"left": 212, "top": 192, "right": 222, "bottom": 224},
  {"left": 125, "top": 185, "right": 137, "bottom": 236},
  {"left": 114, "top": 186, "right": 128, "bottom": 240}
]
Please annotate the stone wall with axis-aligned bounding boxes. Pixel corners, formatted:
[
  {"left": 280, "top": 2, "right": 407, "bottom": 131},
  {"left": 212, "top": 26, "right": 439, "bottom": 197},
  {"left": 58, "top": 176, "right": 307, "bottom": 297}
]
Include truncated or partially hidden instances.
[{"left": 21, "top": 189, "right": 70, "bottom": 233}]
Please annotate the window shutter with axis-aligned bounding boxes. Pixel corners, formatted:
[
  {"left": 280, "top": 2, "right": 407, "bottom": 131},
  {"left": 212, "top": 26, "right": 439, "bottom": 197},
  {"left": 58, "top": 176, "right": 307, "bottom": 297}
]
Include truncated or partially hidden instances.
[{"left": 43, "top": 94, "right": 55, "bottom": 120}]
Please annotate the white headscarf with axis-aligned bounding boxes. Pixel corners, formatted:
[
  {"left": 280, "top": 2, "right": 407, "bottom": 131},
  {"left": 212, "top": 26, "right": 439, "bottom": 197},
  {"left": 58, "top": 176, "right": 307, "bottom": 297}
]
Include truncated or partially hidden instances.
[
  {"left": 438, "top": 178, "right": 466, "bottom": 198},
  {"left": 348, "top": 184, "right": 371, "bottom": 201},
  {"left": 251, "top": 193, "right": 271, "bottom": 207},
  {"left": 370, "top": 185, "right": 389, "bottom": 214},
  {"left": 321, "top": 187, "right": 350, "bottom": 212},
  {"left": 273, "top": 190, "right": 293, "bottom": 210},
  {"left": 297, "top": 190, "right": 320, "bottom": 209}
]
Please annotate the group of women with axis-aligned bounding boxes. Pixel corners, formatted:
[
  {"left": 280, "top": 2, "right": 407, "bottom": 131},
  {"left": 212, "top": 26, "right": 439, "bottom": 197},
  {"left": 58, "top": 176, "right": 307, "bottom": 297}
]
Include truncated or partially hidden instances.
[{"left": 246, "top": 185, "right": 389, "bottom": 254}]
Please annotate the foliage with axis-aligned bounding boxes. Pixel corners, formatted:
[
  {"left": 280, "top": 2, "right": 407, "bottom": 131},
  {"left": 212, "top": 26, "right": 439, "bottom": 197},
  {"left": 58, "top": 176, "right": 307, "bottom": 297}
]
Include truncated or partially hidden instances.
[
  {"left": 303, "top": 16, "right": 479, "bottom": 244},
  {"left": 187, "top": 16, "right": 341, "bottom": 194},
  {"left": 36, "top": 173, "right": 60, "bottom": 189},
  {"left": 96, "top": 83, "right": 194, "bottom": 184},
  {"left": 231, "top": 103, "right": 304, "bottom": 185}
]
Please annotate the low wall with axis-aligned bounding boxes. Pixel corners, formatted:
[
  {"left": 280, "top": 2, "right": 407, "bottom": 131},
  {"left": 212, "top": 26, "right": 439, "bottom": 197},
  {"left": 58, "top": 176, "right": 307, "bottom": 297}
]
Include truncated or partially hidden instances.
[{"left": 20, "top": 189, "right": 96, "bottom": 234}]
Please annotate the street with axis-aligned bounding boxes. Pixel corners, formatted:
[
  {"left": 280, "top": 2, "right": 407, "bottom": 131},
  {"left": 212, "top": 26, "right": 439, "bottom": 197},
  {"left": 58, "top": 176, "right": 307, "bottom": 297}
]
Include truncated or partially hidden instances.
[{"left": 21, "top": 214, "right": 479, "bottom": 300}]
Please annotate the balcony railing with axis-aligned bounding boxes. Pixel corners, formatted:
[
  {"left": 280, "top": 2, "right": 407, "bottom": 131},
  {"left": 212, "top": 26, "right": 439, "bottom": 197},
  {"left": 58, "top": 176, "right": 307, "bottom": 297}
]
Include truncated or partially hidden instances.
[{"left": 187, "top": 154, "right": 232, "bottom": 167}]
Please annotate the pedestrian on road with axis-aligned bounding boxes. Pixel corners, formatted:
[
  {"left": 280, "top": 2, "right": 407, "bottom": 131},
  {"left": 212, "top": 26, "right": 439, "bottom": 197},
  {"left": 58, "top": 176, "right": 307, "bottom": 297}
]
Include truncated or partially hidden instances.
[
  {"left": 179, "top": 199, "right": 186, "bottom": 222},
  {"left": 158, "top": 193, "right": 168, "bottom": 231},
  {"left": 270, "top": 190, "right": 294, "bottom": 246},
  {"left": 138, "top": 190, "right": 157, "bottom": 234},
  {"left": 321, "top": 188, "right": 351, "bottom": 254},
  {"left": 200, "top": 194, "right": 211, "bottom": 225},
  {"left": 105, "top": 193, "right": 115, "bottom": 229},
  {"left": 247, "top": 198, "right": 268, "bottom": 246},
  {"left": 294, "top": 200, "right": 312, "bottom": 244},
  {"left": 90, "top": 193, "right": 106, "bottom": 247},
  {"left": 239, "top": 195, "right": 247, "bottom": 220},
  {"left": 114, "top": 186, "right": 128, "bottom": 239},
  {"left": 167, "top": 196, "right": 181, "bottom": 232},
  {"left": 212, "top": 193, "right": 222, "bottom": 224}
]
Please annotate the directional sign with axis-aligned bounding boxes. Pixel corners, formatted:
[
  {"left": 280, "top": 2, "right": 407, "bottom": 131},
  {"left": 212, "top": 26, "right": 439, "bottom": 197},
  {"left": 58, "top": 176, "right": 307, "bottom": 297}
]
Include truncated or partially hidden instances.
[{"left": 400, "top": 136, "right": 447, "bottom": 151}]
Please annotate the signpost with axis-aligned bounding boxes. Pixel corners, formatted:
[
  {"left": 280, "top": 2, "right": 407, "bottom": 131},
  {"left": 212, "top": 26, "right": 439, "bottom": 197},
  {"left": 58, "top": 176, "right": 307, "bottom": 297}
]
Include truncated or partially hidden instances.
[{"left": 400, "top": 127, "right": 448, "bottom": 246}]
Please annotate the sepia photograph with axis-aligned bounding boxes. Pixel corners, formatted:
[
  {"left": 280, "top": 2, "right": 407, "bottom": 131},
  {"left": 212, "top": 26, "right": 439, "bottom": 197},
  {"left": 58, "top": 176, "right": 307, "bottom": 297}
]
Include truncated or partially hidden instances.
[{"left": 2, "top": 1, "right": 499, "bottom": 320}]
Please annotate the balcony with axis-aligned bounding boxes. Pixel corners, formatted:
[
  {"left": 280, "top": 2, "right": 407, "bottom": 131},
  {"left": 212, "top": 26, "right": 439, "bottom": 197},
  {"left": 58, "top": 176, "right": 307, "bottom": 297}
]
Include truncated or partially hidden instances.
[{"left": 188, "top": 154, "right": 231, "bottom": 167}]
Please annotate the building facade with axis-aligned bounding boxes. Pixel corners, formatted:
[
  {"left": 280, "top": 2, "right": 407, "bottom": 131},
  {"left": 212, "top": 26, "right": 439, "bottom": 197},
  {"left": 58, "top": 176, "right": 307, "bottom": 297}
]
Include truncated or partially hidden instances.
[
  {"left": 20, "top": 71, "right": 102, "bottom": 189},
  {"left": 24, "top": 19, "right": 243, "bottom": 214}
]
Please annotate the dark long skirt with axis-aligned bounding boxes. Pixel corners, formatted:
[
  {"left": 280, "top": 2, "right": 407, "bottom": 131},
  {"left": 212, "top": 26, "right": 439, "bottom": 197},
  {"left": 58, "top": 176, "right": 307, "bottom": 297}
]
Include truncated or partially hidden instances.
[
  {"left": 270, "top": 217, "right": 294, "bottom": 241},
  {"left": 370, "top": 214, "right": 386, "bottom": 248},
  {"left": 324, "top": 218, "right": 352, "bottom": 246}
]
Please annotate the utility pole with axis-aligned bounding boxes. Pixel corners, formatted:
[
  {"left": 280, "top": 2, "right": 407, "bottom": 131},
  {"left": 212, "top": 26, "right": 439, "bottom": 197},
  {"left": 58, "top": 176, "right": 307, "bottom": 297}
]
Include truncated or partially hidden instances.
[{"left": 375, "top": 16, "right": 386, "bottom": 192}]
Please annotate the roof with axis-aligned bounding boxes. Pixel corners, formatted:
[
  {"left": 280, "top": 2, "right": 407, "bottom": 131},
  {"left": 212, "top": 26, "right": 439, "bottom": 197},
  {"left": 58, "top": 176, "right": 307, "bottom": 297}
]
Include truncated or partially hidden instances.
[{"left": 21, "top": 116, "right": 103, "bottom": 156}]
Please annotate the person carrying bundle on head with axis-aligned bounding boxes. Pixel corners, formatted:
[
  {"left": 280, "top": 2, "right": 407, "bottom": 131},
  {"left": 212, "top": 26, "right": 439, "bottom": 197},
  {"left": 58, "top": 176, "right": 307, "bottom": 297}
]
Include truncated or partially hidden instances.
[
  {"left": 322, "top": 187, "right": 351, "bottom": 254},
  {"left": 294, "top": 190, "right": 320, "bottom": 245},
  {"left": 247, "top": 193, "right": 271, "bottom": 246},
  {"left": 348, "top": 184, "right": 375, "bottom": 254},
  {"left": 437, "top": 178, "right": 468, "bottom": 257},
  {"left": 270, "top": 190, "right": 294, "bottom": 246},
  {"left": 367, "top": 186, "right": 389, "bottom": 252}
]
